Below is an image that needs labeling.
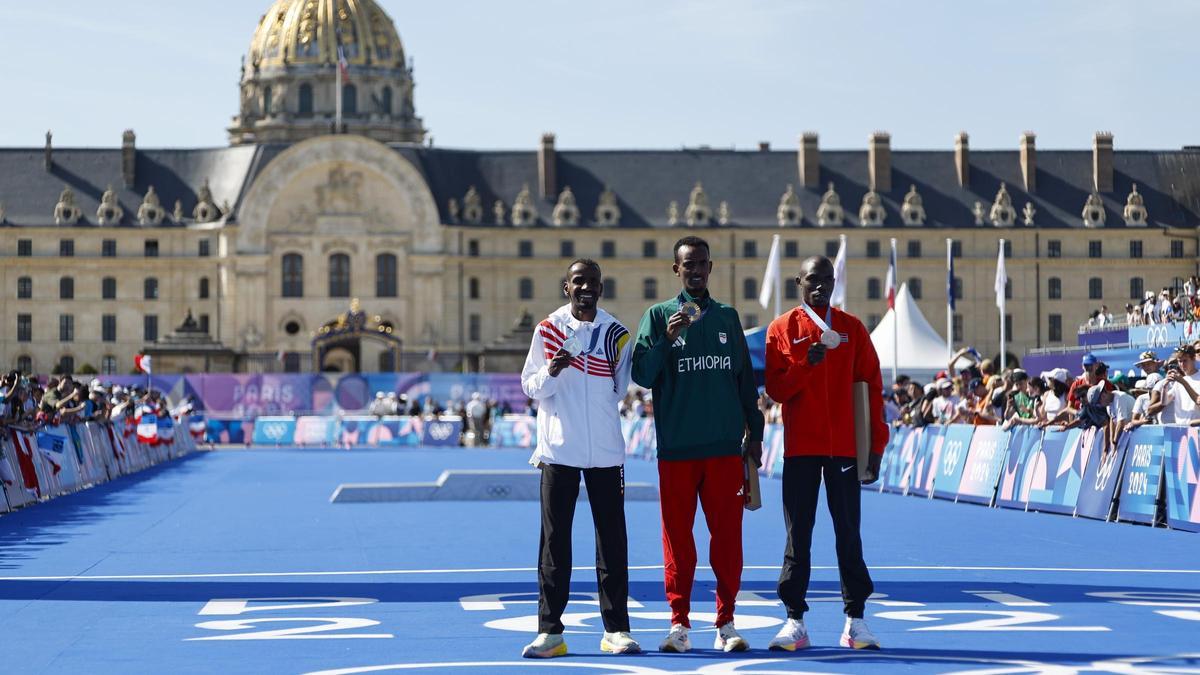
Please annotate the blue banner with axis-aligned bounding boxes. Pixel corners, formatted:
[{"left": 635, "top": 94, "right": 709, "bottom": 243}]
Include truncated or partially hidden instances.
[
  {"left": 996, "top": 426, "right": 1042, "bottom": 510},
  {"left": 1075, "top": 431, "right": 1129, "bottom": 521},
  {"left": 932, "top": 425, "right": 975, "bottom": 500},
  {"left": 251, "top": 416, "right": 297, "bottom": 445},
  {"left": 1024, "top": 428, "right": 1083, "bottom": 515},
  {"left": 906, "top": 426, "right": 943, "bottom": 498},
  {"left": 1117, "top": 426, "right": 1167, "bottom": 525},
  {"left": 877, "top": 426, "right": 912, "bottom": 494},
  {"left": 955, "top": 426, "right": 1011, "bottom": 505},
  {"left": 491, "top": 415, "right": 537, "bottom": 449},
  {"left": 1162, "top": 427, "right": 1200, "bottom": 532},
  {"left": 421, "top": 418, "right": 463, "bottom": 447}
]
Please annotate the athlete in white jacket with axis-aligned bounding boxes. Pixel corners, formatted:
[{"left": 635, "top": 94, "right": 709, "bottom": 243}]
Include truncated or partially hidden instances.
[{"left": 518, "top": 259, "right": 639, "bottom": 658}]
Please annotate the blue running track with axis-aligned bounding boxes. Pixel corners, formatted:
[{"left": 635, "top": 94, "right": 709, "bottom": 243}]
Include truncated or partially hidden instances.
[{"left": 1, "top": 447, "right": 1198, "bottom": 674}]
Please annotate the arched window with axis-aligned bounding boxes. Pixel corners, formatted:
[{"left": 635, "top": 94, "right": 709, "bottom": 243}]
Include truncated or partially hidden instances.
[
  {"left": 381, "top": 86, "right": 393, "bottom": 115},
  {"left": 102, "top": 277, "right": 117, "bottom": 300},
  {"left": 101, "top": 355, "right": 118, "bottom": 375},
  {"left": 57, "top": 355, "right": 74, "bottom": 375},
  {"left": 60, "top": 276, "right": 74, "bottom": 300},
  {"left": 643, "top": 278, "right": 657, "bottom": 300},
  {"left": 199, "top": 277, "right": 210, "bottom": 300},
  {"left": 342, "top": 84, "right": 357, "bottom": 115},
  {"left": 1130, "top": 277, "right": 1144, "bottom": 300},
  {"left": 375, "top": 253, "right": 397, "bottom": 297},
  {"left": 518, "top": 277, "right": 534, "bottom": 300},
  {"left": 282, "top": 253, "right": 304, "bottom": 298},
  {"left": 867, "top": 277, "right": 881, "bottom": 300},
  {"left": 17, "top": 276, "right": 31, "bottom": 299},
  {"left": 1048, "top": 277, "right": 1062, "bottom": 300},
  {"left": 1089, "top": 277, "right": 1103, "bottom": 300},
  {"left": 144, "top": 277, "right": 158, "bottom": 300},
  {"left": 263, "top": 86, "right": 273, "bottom": 116},
  {"left": 329, "top": 253, "right": 351, "bottom": 297},
  {"left": 298, "top": 83, "right": 314, "bottom": 115},
  {"left": 16, "top": 355, "right": 32, "bottom": 374},
  {"left": 908, "top": 278, "right": 923, "bottom": 300},
  {"left": 743, "top": 278, "right": 757, "bottom": 300},
  {"left": 468, "top": 277, "right": 480, "bottom": 300}
]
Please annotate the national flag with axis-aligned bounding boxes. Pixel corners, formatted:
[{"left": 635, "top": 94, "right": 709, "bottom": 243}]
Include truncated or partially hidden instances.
[
  {"left": 426, "top": 348, "right": 438, "bottom": 362},
  {"left": 135, "top": 353, "right": 152, "bottom": 374},
  {"left": 10, "top": 429, "right": 41, "bottom": 497},
  {"left": 758, "top": 234, "right": 781, "bottom": 310},
  {"left": 885, "top": 240, "right": 898, "bottom": 309},
  {"left": 276, "top": 349, "right": 286, "bottom": 363},
  {"left": 136, "top": 406, "right": 159, "bottom": 445},
  {"left": 994, "top": 240, "right": 1007, "bottom": 310},
  {"left": 0, "top": 451, "right": 16, "bottom": 486},
  {"left": 35, "top": 431, "right": 66, "bottom": 476},
  {"left": 337, "top": 44, "right": 351, "bottom": 81},
  {"left": 947, "top": 244, "right": 956, "bottom": 312},
  {"left": 157, "top": 414, "right": 175, "bottom": 445},
  {"left": 830, "top": 234, "right": 847, "bottom": 308},
  {"left": 189, "top": 414, "right": 207, "bottom": 440}
]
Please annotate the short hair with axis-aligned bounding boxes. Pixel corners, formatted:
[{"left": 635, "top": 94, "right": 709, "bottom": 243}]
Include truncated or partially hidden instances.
[
  {"left": 566, "top": 258, "right": 601, "bottom": 276},
  {"left": 673, "top": 236, "right": 710, "bottom": 263}
]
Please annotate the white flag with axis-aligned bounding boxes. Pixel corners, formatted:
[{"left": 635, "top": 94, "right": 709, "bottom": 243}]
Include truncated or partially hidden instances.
[
  {"left": 994, "top": 240, "right": 1007, "bottom": 310},
  {"left": 831, "top": 234, "right": 847, "bottom": 308},
  {"left": 759, "top": 234, "right": 781, "bottom": 310}
]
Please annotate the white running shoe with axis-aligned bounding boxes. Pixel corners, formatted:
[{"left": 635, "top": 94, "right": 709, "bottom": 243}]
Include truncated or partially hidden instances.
[
  {"left": 601, "top": 631, "right": 642, "bottom": 654},
  {"left": 659, "top": 623, "right": 691, "bottom": 653},
  {"left": 522, "top": 632, "right": 567, "bottom": 658},
  {"left": 839, "top": 617, "right": 881, "bottom": 650},
  {"left": 768, "top": 617, "right": 811, "bottom": 651},
  {"left": 714, "top": 622, "right": 750, "bottom": 652}
]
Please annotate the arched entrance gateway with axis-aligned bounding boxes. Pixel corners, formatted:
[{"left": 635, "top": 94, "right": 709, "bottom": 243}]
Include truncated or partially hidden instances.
[{"left": 230, "top": 134, "right": 445, "bottom": 372}]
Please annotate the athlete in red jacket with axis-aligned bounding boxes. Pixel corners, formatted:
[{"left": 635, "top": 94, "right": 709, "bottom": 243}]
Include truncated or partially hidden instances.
[{"left": 763, "top": 256, "right": 886, "bottom": 652}]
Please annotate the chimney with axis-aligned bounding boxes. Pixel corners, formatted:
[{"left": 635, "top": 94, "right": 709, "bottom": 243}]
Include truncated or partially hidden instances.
[
  {"left": 1019, "top": 131, "right": 1036, "bottom": 193},
  {"left": 758, "top": 141, "right": 770, "bottom": 152},
  {"left": 798, "top": 132, "right": 820, "bottom": 188},
  {"left": 122, "top": 129, "right": 137, "bottom": 187},
  {"left": 954, "top": 131, "right": 970, "bottom": 187},
  {"left": 1093, "top": 131, "right": 1113, "bottom": 192},
  {"left": 538, "top": 133, "right": 556, "bottom": 199},
  {"left": 44, "top": 130, "right": 52, "bottom": 170},
  {"left": 868, "top": 131, "right": 892, "bottom": 192}
]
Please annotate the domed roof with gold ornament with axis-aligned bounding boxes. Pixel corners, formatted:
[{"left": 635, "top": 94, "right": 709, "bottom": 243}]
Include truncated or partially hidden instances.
[{"left": 246, "top": 0, "right": 407, "bottom": 73}]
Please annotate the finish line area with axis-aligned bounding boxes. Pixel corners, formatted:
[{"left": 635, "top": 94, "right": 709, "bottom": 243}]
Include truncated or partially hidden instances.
[{"left": 1, "top": 447, "right": 1197, "bottom": 675}]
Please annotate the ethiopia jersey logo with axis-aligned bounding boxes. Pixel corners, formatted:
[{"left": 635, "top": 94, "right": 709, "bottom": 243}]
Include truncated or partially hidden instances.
[{"left": 719, "top": 332, "right": 728, "bottom": 344}]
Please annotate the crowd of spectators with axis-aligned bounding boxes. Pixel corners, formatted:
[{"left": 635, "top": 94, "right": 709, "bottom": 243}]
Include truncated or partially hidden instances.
[
  {"left": 1091, "top": 276, "right": 1200, "bottom": 328},
  {"left": 0, "top": 371, "right": 195, "bottom": 431}
]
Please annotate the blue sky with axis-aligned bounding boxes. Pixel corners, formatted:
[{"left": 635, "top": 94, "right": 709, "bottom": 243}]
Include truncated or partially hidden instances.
[{"left": 1, "top": 0, "right": 1197, "bottom": 151}]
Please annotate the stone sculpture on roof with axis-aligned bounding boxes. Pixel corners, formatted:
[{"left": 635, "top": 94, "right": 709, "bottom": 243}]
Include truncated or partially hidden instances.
[
  {"left": 777, "top": 184, "right": 802, "bottom": 226},
  {"left": 1022, "top": 201, "right": 1037, "bottom": 226},
  {"left": 193, "top": 179, "right": 220, "bottom": 223},
  {"left": 859, "top": 190, "right": 885, "bottom": 226},
  {"left": 492, "top": 199, "right": 506, "bottom": 225},
  {"left": 989, "top": 182, "right": 1015, "bottom": 226},
  {"left": 667, "top": 200, "right": 679, "bottom": 226},
  {"left": 173, "top": 199, "right": 185, "bottom": 224},
  {"left": 685, "top": 182, "right": 711, "bottom": 226},
  {"left": 54, "top": 186, "right": 82, "bottom": 225},
  {"left": 96, "top": 185, "right": 125, "bottom": 225},
  {"left": 717, "top": 201, "right": 731, "bottom": 226},
  {"left": 1124, "top": 184, "right": 1147, "bottom": 226},
  {"left": 511, "top": 184, "right": 538, "bottom": 226},
  {"left": 595, "top": 185, "right": 620, "bottom": 226},
  {"left": 551, "top": 186, "right": 580, "bottom": 227},
  {"left": 816, "top": 182, "right": 843, "bottom": 226},
  {"left": 1082, "top": 191, "right": 1106, "bottom": 227},
  {"left": 446, "top": 198, "right": 459, "bottom": 222},
  {"left": 901, "top": 185, "right": 925, "bottom": 226},
  {"left": 461, "top": 186, "right": 482, "bottom": 224},
  {"left": 137, "top": 186, "right": 166, "bottom": 226},
  {"left": 972, "top": 201, "right": 986, "bottom": 226}
]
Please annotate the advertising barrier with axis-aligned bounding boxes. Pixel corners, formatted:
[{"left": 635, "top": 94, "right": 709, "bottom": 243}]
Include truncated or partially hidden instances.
[
  {"left": 1163, "top": 428, "right": 1200, "bottom": 532},
  {"left": 955, "top": 426, "right": 1010, "bottom": 505},
  {"left": 1117, "top": 426, "right": 1167, "bottom": 525},
  {"left": 1075, "top": 431, "right": 1129, "bottom": 521},
  {"left": 1024, "top": 428, "right": 1090, "bottom": 515}
]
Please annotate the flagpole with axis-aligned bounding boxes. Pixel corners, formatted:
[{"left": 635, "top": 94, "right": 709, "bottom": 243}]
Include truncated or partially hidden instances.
[
  {"left": 946, "top": 238, "right": 953, "bottom": 359},
  {"left": 890, "top": 238, "right": 898, "bottom": 386},
  {"left": 773, "top": 236, "right": 782, "bottom": 319},
  {"left": 335, "top": 44, "right": 343, "bottom": 134},
  {"left": 837, "top": 234, "right": 847, "bottom": 311},
  {"left": 998, "top": 239, "right": 1007, "bottom": 372}
]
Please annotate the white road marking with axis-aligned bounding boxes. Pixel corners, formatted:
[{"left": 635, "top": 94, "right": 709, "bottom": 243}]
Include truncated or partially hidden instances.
[
  {"left": 2, "top": 564, "right": 1199, "bottom": 581},
  {"left": 963, "top": 590, "right": 1050, "bottom": 606}
]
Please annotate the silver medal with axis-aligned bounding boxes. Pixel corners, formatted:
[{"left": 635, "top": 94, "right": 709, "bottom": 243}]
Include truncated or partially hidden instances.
[{"left": 820, "top": 329, "right": 841, "bottom": 349}]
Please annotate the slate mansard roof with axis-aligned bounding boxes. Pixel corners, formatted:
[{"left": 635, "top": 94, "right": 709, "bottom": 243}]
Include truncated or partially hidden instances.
[{"left": 2, "top": 141, "right": 1199, "bottom": 229}]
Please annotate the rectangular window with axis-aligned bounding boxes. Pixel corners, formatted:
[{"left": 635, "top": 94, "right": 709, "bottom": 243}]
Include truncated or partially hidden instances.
[
  {"left": 199, "top": 314, "right": 210, "bottom": 334},
  {"left": 144, "top": 315, "right": 159, "bottom": 342},
  {"left": 784, "top": 241, "right": 799, "bottom": 259},
  {"left": 1004, "top": 313, "right": 1013, "bottom": 342},
  {"left": 469, "top": 313, "right": 481, "bottom": 342},
  {"left": 907, "top": 240, "right": 922, "bottom": 258},
  {"left": 601, "top": 240, "right": 616, "bottom": 258},
  {"left": 518, "top": 240, "right": 533, "bottom": 258},
  {"left": 59, "top": 314, "right": 74, "bottom": 342},
  {"left": 743, "top": 314, "right": 758, "bottom": 329},
  {"left": 643, "top": 240, "right": 657, "bottom": 258},
  {"left": 283, "top": 352, "right": 301, "bottom": 373},
  {"left": 742, "top": 240, "right": 757, "bottom": 258},
  {"left": 785, "top": 278, "right": 799, "bottom": 300},
  {"left": 606, "top": 278, "right": 617, "bottom": 299},
  {"left": 1172, "top": 240, "right": 1185, "bottom": 258},
  {"left": 642, "top": 278, "right": 657, "bottom": 300},
  {"left": 103, "top": 277, "right": 117, "bottom": 299},
  {"left": 1003, "top": 240, "right": 1012, "bottom": 258},
  {"left": 102, "top": 314, "right": 117, "bottom": 342},
  {"left": 1049, "top": 314, "right": 1063, "bottom": 342},
  {"left": 825, "top": 240, "right": 839, "bottom": 258},
  {"left": 1129, "top": 240, "right": 1143, "bottom": 258},
  {"left": 198, "top": 240, "right": 211, "bottom": 257},
  {"left": 1047, "top": 240, "right": 1061, "bottom": 258},
  {"left": 102, "top": 239, "right": 117, "bottom": 257},
  {"left": 467, "top": 239, "right": 480, "bottom": 257},
  {"left": 59, "top": 239, "right": 74, "bottom": 257},
  {"left": 17, "top": 277, "right": 32, "bottom": 299},
  {"left": 867, "top": 314, "right": 881, "bottom": 331},
  {"left": 560, "top": 241, "right": 575, "bottom": 258},
  {"left": 17, "top": 314, "right": 31, "bottom": 342},
  {"left": 866, "top": 241, "right": 881, "bottom": 258},
  {"left": 144, "top": 239, "right": 159, "bottom": 257},
  {"left": 1088, "top": 240, "right": 1102, "bottom": 258},
  {"left": 952, "top": 314, "right": 963, "bottom": 342},
  {"left": 951, "top": 240, "right": 963, "bottom": 258},
  {"left": 17, "top": 239, "right": 32, "bottom": 257}
]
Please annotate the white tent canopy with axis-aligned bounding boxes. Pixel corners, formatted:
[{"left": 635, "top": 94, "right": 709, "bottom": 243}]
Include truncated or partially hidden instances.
[{"left": 870, "top": 282, "right": 949, "bottom": 378}]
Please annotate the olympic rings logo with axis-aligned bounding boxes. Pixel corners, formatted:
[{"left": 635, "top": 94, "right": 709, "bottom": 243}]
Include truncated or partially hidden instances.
[
  {"left": 1094, "top": 447, "right": 1119, "bottom": 490},
  {"left": 486, "top": 484, "right": 511, "bottom": 498},
  {"left": 1144, "top": 326, "right": 1171, "bottom": 348},
  {"left": 262, "top": 423, "right": 289, "bottom": 441},
  {"left": 428, "top": 423, "right": 454, "bottom": 441},
  {"left": 942, "top": 441, "right": 963, "bottom": 475}
]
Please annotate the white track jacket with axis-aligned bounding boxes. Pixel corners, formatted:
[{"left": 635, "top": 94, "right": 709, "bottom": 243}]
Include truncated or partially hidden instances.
[{"left": 521, "top": 305, "right": 632, "bottom": 468}]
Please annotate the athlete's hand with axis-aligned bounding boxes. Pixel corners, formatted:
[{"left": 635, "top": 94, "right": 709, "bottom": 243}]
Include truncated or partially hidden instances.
[
  {"left": 860, "top": 453, "right": 882, "bottom": 485},
  {"left": 743, "top": 441, "right": 763, "bottom": 468},
  {"left": 807, "top": 343, "right": 827, "bottom": 365},
  {"left": 665, "top": 311, "right": 691, "bottom": 343},
  {"left": 547, "top": 348, "right": 573, "bottom": 377}
]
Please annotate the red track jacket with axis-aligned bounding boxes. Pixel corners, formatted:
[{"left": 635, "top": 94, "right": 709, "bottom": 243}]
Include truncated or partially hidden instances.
[{"left": 765, "top": 305, "right": 889, "bottom": 459}]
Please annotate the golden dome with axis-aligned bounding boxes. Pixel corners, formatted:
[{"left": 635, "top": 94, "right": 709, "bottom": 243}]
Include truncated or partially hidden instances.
[{"left": 247, "top": 0, "right": 406, "bottom": 72}]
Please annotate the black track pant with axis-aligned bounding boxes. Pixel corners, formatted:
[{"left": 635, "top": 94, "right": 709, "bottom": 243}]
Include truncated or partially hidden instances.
[
  {"left": 777, "top": 456, "right": 875, "bottom": 619},
  {"left": 538, "top": 463, "right": 630, "bottom": 634}
]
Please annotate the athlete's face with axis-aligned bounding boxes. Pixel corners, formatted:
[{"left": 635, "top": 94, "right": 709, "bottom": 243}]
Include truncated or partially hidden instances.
[
  {"left": 564, "top": 263, "right": 603, "bottom": 313},
  {"left": 798, "top": 257, "right": 835, "bottom": 308},
  {"left": 673, "top": 245, "right": 712, "bottom": 294}
]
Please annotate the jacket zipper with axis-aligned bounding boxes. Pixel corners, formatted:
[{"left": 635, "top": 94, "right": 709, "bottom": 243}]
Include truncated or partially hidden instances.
[{"left": 584, "top": 322, "right": 593, "bottom": 467}]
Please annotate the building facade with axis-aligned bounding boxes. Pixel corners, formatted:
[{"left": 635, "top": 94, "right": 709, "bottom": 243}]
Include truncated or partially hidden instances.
[{"left": 2, "top": 0, "right": 1198, "bottom": 375}]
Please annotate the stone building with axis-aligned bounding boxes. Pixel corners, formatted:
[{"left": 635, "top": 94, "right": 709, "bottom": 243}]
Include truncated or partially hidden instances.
[{"left": 1, "top": 0, "right": 1199, "bottom": 375}]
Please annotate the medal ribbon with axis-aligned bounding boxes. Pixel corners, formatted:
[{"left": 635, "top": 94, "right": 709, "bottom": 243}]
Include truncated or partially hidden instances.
[{"left": 799, "top": 302, "right": 832, "bottom": 332}]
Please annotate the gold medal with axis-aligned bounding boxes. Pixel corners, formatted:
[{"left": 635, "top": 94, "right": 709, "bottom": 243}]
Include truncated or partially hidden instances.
[{"left": 680, "top": 301, "right": 701, "bottom": 320}]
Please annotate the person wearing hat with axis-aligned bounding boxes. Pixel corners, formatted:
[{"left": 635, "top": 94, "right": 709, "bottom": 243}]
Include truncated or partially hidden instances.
[
  {"left": 1125, "top": 373, "right": 1164, "bottom": 431},
  {"left": 1001, "top": 370, "right": 1036, "bottom": 428},
  {"left": 931, "top": 379, "right": 959, "bottom": 425},
  {"left": 1066, "top": 353, "right": 1113, "bottom": 412},
  {"left": 1053, "top": 383, "right": 1114, "bottom": 437},
  {"left": 1148, "top": 345, "right": 1200, "bottom": 426},
  {"left": 950, "top": 378, "right": 996, "bottom": 426},
  {"left": 1134, "top": 351, "right": 1164, "bottom": 377}
]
